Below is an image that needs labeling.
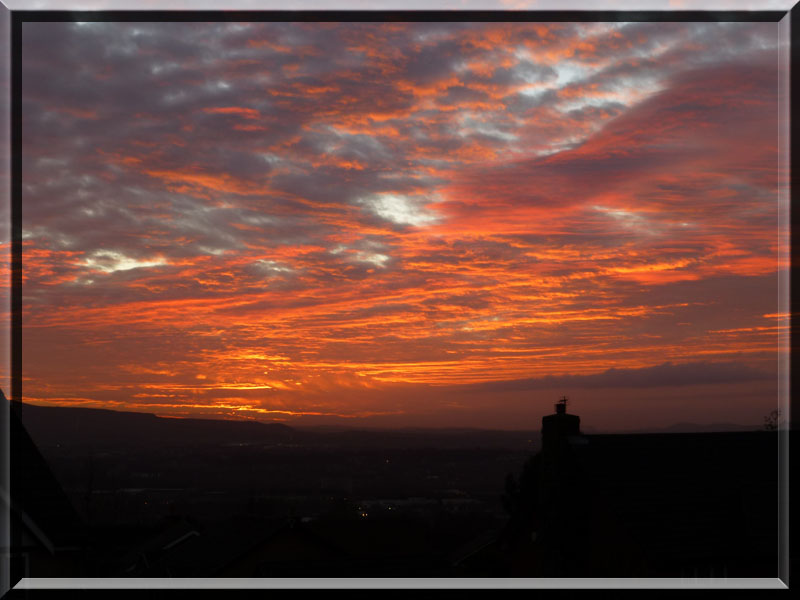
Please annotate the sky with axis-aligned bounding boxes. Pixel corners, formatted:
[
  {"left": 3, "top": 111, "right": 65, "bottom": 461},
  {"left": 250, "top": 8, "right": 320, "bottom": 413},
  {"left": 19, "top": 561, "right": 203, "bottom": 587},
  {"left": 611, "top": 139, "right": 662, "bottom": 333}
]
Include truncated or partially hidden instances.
[{"left": 15, "top": 19, "right": 789, "bottom": 431}]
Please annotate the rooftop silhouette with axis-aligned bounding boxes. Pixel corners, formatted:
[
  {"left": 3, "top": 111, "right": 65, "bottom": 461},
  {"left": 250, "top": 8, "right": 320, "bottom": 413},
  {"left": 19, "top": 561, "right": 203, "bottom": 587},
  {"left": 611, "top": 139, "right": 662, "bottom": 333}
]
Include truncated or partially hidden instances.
[
  {"left": 495, "top": 397, "right": 781, "bottom": 577},
  {"left": 2, "top": 393, "right": 785, "bottom": 580}
]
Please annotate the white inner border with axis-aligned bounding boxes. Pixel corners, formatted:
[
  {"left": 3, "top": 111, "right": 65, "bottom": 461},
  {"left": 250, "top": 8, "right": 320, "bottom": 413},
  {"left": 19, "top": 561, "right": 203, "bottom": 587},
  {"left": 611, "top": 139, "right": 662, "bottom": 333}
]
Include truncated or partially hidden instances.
[{"left": 1, "top": 0, "right": 792, "bottom": 592}]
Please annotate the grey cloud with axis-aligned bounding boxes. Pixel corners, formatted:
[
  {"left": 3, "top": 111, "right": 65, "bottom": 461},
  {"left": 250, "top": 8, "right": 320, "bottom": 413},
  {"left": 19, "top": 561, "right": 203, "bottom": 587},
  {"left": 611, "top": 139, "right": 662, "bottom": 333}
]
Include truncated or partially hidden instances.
[
  {"left": 461, "top": 361, "right": 772, "bottom": 392},
  {"left": 21, "top": 22, "right": 781, "bottom": 305},
  {"left": 438, "top": 85, "right": 491, "bottom": 106}
]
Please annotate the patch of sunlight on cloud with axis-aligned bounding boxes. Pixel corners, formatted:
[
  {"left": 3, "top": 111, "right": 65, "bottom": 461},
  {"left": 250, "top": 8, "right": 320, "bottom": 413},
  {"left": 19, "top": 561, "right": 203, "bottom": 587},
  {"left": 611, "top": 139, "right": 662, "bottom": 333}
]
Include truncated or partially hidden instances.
[
  {"left": 260, "top": 153, "right": 284, "bottom": 166},
  {"left": 554, "top": 62, "right": 591, "bottom": 88},
  {"left": 593, "top": 205, "right": 659, "bottom": 235},
  {"left": 82, "top": 250, "right": 167, "bottom": 273},
  {"left": 593, "top": 205, "right": 644, "bottom": 221},
  {"left": 328, "top": 244, "right": 390, "bottom": 268},
  {"left": 151, "top": 62, "right": 181, "bottom": 76},
  {"left": 255, "top": 259, "right": 293, "bottom": 274},
  {"left": 559, "top": 79, "right": 664, "bottom": 114},
  {"left": 355, "top": 251, "right": 390, "bottom": 268},
  {"left": 362, "top": 193, "right": 440, "bottom": 227},
  {"left": 458, "top": 113, "right": 518, "bottom": 142},
  {"left": 162, "top": 90, "right": 189, "bottom": 105},
  {"left": 199, "top": 246, "right": 227, "bottom": 256},
  {"left": 518, "top": 85, "right": 548, "bottom": 98}
]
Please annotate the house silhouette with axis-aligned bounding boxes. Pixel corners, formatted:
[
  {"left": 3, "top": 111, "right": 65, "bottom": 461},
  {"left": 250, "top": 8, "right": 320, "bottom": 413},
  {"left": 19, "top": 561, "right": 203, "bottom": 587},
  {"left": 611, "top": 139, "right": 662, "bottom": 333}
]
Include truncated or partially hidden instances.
[
  {"left": 491, "top": 398, "right": 781, "bottom": 577},
  {"left": 1, "top": 390, "right": 87, "bottom": 583}
]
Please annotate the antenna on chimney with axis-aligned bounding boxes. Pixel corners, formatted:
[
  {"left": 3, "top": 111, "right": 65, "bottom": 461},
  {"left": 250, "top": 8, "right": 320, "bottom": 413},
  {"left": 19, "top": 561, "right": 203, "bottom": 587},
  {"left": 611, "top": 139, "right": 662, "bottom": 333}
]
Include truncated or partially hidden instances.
[{"left": 556, "top": 396, "right": 568, "bottom": 414}]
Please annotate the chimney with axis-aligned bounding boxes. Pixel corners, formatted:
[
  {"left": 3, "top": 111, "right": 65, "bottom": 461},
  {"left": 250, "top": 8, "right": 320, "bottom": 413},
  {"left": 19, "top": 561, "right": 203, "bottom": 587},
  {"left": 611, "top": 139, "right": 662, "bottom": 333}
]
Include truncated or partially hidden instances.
[
  {"left": 537, "top": 398, "right": 589, "bottom": 574},
  {"left": 542, "top": 396, "right": 580, "bottom": 443},
  {"left": 540, "top": 396, "right": 582, "bottom": 487},
  {"left": 539, "top": 397, "right": 583, "bottom": 530}
]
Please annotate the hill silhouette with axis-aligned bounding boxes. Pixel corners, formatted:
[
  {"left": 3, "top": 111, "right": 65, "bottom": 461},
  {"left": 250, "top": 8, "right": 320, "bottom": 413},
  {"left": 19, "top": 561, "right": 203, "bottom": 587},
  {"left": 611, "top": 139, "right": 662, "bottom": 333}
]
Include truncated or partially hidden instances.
[
  {"left": 19, "top": 403, "right": 542, "bottom": 451},
  {"left": 19, "top": 404, "right": 295, "bottom": 448},
  {"left": 18, "top": 402, "right": 759, "bottom": 451}
]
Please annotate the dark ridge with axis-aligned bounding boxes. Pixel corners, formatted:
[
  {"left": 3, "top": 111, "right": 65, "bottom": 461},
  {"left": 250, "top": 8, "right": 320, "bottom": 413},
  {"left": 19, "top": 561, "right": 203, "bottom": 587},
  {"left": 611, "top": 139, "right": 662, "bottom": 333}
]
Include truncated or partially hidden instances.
[
  {"left": 20, "top": 403, "right": 540, "bottom": 451},
  {"left": 20, "top": 403, "right": 295, "bottom": 448},
  {"left": 623, "top": 421, "right": 761, "bottom": 434}
]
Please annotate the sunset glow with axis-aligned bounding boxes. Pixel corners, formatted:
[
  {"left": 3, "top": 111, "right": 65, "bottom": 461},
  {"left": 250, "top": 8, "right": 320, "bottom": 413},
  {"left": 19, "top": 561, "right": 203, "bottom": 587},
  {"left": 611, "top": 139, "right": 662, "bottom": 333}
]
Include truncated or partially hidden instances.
[{"left": 18, "top": 20, "right": 788, "bottom": 429}]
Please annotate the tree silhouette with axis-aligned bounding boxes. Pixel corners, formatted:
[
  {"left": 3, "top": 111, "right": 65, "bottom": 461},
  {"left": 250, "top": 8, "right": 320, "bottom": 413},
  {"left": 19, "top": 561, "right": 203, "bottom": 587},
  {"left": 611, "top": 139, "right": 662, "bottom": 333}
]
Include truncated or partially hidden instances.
[{"left": 763, "top": 408, "right": 783, "bottom": 431}]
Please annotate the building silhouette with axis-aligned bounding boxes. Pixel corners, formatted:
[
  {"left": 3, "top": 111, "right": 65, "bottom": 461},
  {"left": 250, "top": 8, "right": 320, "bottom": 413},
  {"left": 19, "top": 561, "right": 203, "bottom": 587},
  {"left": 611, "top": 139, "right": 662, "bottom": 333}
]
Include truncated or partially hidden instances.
[
  {"left": 1, "top": 391, "right": 87, "bottom": 582},
  {"left": 492, "top": 398, "right": 781, "bottom": 577},
  {"left": 2, "top": 392, "right": 784, "bottom": 580}
]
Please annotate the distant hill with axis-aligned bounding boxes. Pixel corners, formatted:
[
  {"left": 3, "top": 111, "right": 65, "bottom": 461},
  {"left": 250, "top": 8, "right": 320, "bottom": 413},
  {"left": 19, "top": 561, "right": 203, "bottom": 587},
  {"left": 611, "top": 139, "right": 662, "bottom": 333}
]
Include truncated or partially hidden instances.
[
  {"left": 619, "top": 422, "right": 762, "bottom": 434},
  {"left": 17, "top": 403, "right": 539, "bottom": 451},
  {"left": 17, "top": 402, "right": 756, "bottom": 452},
  {"left": 19, "top": 403, "right": 295, "bottom": 449}
]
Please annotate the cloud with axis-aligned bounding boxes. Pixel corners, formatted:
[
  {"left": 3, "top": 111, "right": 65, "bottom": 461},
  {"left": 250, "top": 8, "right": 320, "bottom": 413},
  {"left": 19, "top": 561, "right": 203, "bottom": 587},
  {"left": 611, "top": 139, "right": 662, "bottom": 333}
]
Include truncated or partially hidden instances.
[
  {"left": 81, "top": 250, "right": 168, "bottom": 274},
  {"left": 360, "top": 193, "right": 440, "bottom": 227},
  {"left": 17, "top": 21, "right": 786, "bottom": 428},
  {"left": 461, "top": 361, "right": 772, "bottom": 392}
]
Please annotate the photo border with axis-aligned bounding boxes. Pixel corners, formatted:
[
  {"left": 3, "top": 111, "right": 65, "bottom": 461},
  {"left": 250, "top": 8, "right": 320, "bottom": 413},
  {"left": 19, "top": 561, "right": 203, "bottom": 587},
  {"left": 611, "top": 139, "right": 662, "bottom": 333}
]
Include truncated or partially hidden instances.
[{"left": 0, "top": 2, "right": 793, "bottom": 592}]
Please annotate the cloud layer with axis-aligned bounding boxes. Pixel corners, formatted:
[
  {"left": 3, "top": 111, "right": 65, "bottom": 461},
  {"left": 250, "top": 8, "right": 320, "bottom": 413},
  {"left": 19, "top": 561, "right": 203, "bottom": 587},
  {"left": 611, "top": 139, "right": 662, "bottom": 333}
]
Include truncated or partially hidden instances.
[
  {"left": 462, "top": 361, "right": 772, "bottom": 391},
  {"left": 18, "top": 21, "right": 788, "bottom": 428}
]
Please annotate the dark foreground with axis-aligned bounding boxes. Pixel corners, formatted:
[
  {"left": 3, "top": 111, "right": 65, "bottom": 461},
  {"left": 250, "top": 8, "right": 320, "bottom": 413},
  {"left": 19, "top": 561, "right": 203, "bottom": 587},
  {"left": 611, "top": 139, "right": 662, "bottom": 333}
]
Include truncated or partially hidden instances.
[{"left": 3, "top": 401, "right": 784, "bottom": 579}]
